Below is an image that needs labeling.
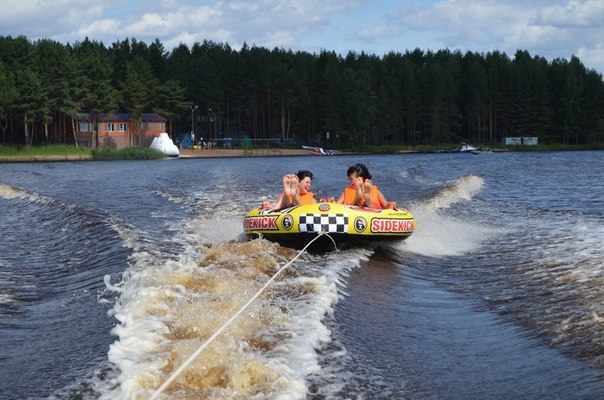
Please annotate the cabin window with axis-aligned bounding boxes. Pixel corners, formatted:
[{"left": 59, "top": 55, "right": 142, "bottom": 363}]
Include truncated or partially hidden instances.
[
  {"left": 118, "top": 123, "right": 127, "bottom": 132},
  {"left": 106, "top": 123, "right": 115, "bottom": 132},
  {"left": 148, "top": 122, "right": 153, "bottom": 130},
  {"left": 78, "top": 123, "right": 92, "bottom": 132}
]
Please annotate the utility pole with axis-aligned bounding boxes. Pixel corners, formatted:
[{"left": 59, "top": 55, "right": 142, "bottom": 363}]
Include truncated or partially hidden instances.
[
  {"left": 190, "top": 105, "right": 198, "bottom": 145},
  {"left": 208, "top": 107, "right": 216, "bottom": 142}
]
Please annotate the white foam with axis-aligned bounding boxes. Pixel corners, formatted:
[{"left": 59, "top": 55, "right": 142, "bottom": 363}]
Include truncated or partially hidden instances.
[
  {"left": 97, "top": 185, "right": 375, "bottom": 398},
  {"left": 183, "top": 212, "right": 246, "bottom": 246},
  {"left": 100, "top": 231, "right": 367, "bottom": 399},
  {"left": 0, "top": 292, "right": 15, "bottom": 304},
  {"left": 0, "top": 184, "right": 46, "bottom": 203},
  {"left": 533, "top": 215, "right": 604, "bottom": 289},
  {"left": 397, "top": 175, "right": 496, "bottom": 257},
  {"left": 426, "top": 175, "right": 484, "bottom": 211},
  {"left": 402, "top": 211, "right": 492, "bottom": 257}
]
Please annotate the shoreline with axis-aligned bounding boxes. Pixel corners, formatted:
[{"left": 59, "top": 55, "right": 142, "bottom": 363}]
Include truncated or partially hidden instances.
[
  {"left": 0, "top": 148, "right": 347, "bottom": 162},
  {"left": 1, "top": 146, "right": 601, "bottom": 163},
  {"left": 0, "top": 154, "right": 94, "bottom": 162},
  {"left": 178, "top": 148, "right": 343, "bottom": 158}
]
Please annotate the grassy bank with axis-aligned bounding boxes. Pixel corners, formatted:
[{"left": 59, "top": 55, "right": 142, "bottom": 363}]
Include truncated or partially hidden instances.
[
  {"left": 91, "top": 146, "right": 165, "bottom": 160},
  {"left": 0, "top": 144, "right": 90, "bottom": 157},
  {"left": 0, "top": 145, "right": 165, "bottom": 162}
]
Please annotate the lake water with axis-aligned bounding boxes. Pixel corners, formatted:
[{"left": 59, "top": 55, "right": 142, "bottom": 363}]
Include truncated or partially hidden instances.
[{"left": 1, "top": 151, "right": 603, "bottom": 399}]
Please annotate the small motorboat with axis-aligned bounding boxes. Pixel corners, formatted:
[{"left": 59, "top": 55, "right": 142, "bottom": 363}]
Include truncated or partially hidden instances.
[
  {"left": 150, "top": 132, "right": 180, "bottom": 157},
  {"left": 453, "top": 143, "right": 478, "bottom": 153},
  {"left": 244, "top": 202, "right": 415, "bottom": 251},
  {"left": 301, "top": 145, "right": 334, "bottom": 155}
]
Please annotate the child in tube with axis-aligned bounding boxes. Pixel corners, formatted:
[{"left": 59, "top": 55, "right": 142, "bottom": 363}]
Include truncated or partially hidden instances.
[
  {"left": 336, "top": 163, "right": 396, "bottom": 210},
  {"left": 263, "top": 170, "right": 316, "bottom": 209}
]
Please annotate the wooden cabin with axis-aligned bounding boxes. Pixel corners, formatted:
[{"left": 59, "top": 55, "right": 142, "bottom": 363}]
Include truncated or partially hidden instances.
[{"left": 72, "top": 113, "right": 167, "bottom": 149}]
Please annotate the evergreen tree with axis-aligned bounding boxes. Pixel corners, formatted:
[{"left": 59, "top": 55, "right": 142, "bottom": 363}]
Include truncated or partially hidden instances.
[
  {"left": 33, "top": 39, "right": 78, "bottom": 144},
  {"left": 72, "top": 38, "right": 118, "bottom": 147},
  {"left": 0, "top": 60, "right": 17, "bottom": 143},
  {"left": 1, "top": 34, "right": 603, "bottom": 148},
  {"left": 153, "top": 79, "right": 189, "bottom": 137}
]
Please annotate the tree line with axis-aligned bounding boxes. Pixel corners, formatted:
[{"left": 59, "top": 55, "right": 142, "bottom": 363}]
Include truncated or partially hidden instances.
[{"left": 1, "top": 35, "right": 603, "bottom": 148}]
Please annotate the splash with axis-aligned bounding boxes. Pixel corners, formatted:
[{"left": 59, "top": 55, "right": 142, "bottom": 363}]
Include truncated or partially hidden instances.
[
  {"left": 102, "top": 235, "right": 353, "bottom": 399},
  {"left": 0, "top": 184, "right": 45, "bottom": 202},
  {"left": 424, "top": 175, "right": 484, "bottom": 211},
  {"left": 99, "top": 186, "right": 373, "bottom": 399},
  {"left": 398, "top": 175, "right": 497, "bottom": 257}
]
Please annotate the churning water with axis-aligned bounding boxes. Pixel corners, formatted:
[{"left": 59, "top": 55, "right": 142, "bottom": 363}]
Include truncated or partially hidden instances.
[{"left": 1, "top": 151, "right": 603, "bottom": 399}]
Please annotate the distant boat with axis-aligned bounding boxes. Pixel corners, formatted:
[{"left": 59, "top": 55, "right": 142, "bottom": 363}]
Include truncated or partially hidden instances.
[
  {"left": 150, "top": 132, "right": 180, "bottom": 157},
  {"left": 302, "top": 145, "right": 333, "bottom": 155},
  {"left": 453, "top": 143, "right": 478, "bottom": 153}
]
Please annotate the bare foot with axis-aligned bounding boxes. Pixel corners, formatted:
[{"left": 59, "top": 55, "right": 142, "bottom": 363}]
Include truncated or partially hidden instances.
[
  {"left": 283, "top": 174, "right": 293, "bottom": 197},
  {"left": 289, "top": 174, "right": 300, "bottom": 196}
]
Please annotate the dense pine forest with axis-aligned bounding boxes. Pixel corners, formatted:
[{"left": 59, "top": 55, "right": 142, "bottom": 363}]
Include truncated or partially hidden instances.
[{"left": 1, "top": 35, "right": 604, "bottom": 148}]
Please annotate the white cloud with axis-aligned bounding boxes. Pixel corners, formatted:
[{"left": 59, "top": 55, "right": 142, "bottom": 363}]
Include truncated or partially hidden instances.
[
  {"left": 0, "top": 0, "right": 105, "bottom": 38},
  {"left": 163, "top": 32, "right": 197, "bottom": 50},
  {"left": 78, "top": 19, "right": 121, "bottom": 37},
  {"left": 355, "top": 0, "right": 604, "bottom": 73},
  {"left": 532, "top": 0, "right": 604, "bottom": 28},
  {"left": 385, "top": 1, "right": 536, "bottom": 50},
  {"left": 577, "top": 44, "right": 604, "bottom": 74},
  {"left": 264, "top": 30, "right": 297, "bottom": 49},
  {"left": 127, "top": 13, "right": 170, "bottom": 36}
]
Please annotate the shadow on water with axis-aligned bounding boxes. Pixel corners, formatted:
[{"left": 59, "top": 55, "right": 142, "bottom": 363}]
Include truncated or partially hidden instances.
[{"left": 327, "top": 249, "right": 604, "bottom": 400}]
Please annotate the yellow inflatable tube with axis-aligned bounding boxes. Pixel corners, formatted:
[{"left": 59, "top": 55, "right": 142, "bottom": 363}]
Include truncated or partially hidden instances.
[{"left": 244, "top": 202, "right": 415, "bottom": 249}]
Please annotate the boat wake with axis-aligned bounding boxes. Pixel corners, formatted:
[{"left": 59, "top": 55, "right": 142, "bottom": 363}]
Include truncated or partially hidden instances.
[
  {"left": 99, "top": 189, "right": 370, "bottom": 399},
  {"left": 0, "top": 184, "right": 132, "bottom": 400},
  {"left": 0, "top": 183, "right": 49, "bottom": 203},
  {"left": 421, "top": 175, "right": 484, "bottom": 211},
  {"left": 0, "top": 174, "right": 502, "bottom": 398},
  {"left": 395, "top": 175, "right": 500, "bottom": 257}
]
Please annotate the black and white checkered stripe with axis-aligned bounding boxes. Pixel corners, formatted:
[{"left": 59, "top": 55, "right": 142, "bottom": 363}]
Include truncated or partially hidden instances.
[{"left": 299, "top": 213, "right": 348, "bottom": 233}]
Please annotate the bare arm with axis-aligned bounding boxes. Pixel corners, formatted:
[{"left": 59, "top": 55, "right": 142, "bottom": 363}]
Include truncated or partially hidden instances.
[
  {"left": 377, "top": 190, "right": 388, "bottom": 208},
  {"left": 273, "top": 192, "right": 286, "bottom": 209},
  {"left": 363, "top": 179, "right": 373, "bottom": 208},
  {"left": 377, "top": 189, "right": 396, "bottom": 209}
]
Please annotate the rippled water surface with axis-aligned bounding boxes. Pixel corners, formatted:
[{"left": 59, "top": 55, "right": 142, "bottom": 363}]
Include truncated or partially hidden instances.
[{"left": 1, "top": 151, "right": 603, "bottom": 399}]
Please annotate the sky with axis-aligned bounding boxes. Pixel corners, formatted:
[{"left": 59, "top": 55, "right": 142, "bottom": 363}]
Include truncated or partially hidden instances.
[{"left": 1, "top": 0, "right": 604, "bottom": 75}]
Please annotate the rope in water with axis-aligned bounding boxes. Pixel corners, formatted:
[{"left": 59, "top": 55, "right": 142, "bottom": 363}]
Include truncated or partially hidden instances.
[{"left": 150, "top": 232, "right": 336, "bottom": 399}]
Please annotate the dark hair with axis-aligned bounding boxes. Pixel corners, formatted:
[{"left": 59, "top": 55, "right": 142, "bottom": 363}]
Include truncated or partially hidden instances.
[
  {"left": 346, "top": 163, "right": 371, "bottom": 180},
  {"left": 297, "top": 170, "right": 313, "bottom": 180}
]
